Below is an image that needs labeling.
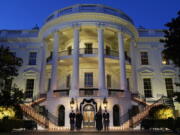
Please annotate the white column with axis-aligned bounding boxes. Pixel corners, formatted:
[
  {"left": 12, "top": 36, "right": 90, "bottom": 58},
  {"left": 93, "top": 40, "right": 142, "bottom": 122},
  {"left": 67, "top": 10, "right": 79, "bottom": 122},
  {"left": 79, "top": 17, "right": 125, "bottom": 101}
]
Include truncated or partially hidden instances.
[
  {"left": 98, "top": 27, "right": 107, "bottom": 97},
  {"left": 130, "top": 39, "right": 138, "bottom": 94},
  {"left": 50, "top": 31, "right": 59, "bottom": 94},
  {"left": 39, "top": 41, "right": 47, "bottom": 96},
  {"left": 70, "top": 27, "right": 80, "bottom": 97},
  {"left": 118, "top": 32, "right": 127, "bottom": 91}
]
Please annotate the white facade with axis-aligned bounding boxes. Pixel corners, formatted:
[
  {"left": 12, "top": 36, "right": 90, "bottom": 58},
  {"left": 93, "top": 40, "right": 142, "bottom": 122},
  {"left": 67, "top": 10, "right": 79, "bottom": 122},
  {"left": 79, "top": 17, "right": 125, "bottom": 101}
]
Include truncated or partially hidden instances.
[{"left": 0, "top": 4, "right": 179, "bottom": 128}]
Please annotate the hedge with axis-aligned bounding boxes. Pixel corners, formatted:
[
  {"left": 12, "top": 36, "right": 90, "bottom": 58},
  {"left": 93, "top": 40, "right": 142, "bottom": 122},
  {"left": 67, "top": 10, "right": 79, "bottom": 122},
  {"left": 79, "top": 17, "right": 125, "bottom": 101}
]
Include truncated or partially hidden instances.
[
  {"left": 141, "top": 118, "right": 180, "bottom": 130},
  {"left": 0, "top": 119, "right": 37, "bottom": 132}
]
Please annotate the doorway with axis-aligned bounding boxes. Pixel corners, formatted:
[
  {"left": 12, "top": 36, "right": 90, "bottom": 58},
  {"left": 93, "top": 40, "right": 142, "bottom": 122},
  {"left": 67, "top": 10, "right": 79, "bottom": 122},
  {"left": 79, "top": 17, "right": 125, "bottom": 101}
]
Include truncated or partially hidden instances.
[{"left": 83, "top": 104, "right": 95, "bottom": 127}]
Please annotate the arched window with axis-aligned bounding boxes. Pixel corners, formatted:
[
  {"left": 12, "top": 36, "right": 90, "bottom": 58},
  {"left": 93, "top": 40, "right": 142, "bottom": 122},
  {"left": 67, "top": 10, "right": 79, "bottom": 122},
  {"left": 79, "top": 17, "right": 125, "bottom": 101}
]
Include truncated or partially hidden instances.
[
  {"left": 58, "top": 105, "right": 65, "bottom": 126},
  {"left": 113, "top": 105, "right": 120, "bottom": 126}
]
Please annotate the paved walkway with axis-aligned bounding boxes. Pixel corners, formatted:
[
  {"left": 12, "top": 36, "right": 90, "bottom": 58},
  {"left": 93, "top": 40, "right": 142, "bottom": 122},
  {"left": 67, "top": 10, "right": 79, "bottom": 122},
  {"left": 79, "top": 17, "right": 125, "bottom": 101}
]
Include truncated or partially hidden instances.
[{"left": 1, "top": 130, "right": 176, "bottom": 135}]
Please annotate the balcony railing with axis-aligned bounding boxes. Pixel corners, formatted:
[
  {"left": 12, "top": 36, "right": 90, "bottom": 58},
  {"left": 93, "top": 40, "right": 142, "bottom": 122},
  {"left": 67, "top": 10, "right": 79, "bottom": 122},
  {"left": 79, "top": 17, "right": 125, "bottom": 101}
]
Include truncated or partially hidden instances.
[
  {"left": 45, "top": 4, "right": 134, "bottom": 25},
  {"left": 108, "top": 89, "right": 124, "bottom": 97},
  {"left": 53, "top": 89, "right": 69, "bottom": 97},
  {"left": 79, "top": 88, "right": 99, "bottom": 97},
  {"left": 47, "top": 48, "right": 131, "bottom": 64}
]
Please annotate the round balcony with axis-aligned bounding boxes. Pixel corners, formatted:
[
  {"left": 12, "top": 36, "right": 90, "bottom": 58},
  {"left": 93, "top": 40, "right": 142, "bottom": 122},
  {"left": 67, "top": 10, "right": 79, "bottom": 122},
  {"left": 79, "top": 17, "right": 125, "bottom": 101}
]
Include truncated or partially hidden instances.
[
  {"left": 46, "top": 48, "right": 131, "bottom": 64},
  {"left": 45, "top": 4, "right": 134, "bottom": 25}
]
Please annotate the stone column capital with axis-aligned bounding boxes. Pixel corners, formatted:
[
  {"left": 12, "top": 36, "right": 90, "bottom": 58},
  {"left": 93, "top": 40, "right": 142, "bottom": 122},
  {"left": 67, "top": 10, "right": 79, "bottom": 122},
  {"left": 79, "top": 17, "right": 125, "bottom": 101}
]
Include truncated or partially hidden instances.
[
  {"left": 96, "top": 22, "right": 106, "bottom": 30},
  {"left": 72, "top": 23, "right": 81, "bottom": 30}
]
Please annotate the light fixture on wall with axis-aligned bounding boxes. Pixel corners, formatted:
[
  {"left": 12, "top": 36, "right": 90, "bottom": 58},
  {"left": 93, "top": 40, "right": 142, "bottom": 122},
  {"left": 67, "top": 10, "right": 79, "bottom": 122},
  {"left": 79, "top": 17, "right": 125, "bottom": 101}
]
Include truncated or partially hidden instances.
[
  {"left": 70, "top": 98, "right": 75, "bottom": 110},
  {"left": 103, "top": 97, "right": 108, "bottom": 110}
]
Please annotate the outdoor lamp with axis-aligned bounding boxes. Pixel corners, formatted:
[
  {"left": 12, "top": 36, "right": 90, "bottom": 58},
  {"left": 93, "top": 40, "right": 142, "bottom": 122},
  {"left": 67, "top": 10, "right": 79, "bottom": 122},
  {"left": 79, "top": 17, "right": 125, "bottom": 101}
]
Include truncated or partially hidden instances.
[
  {"left": 70, "top": 98, "right": 75, "bottom": 110},
  {"left": 103, "top": 97, "right": 108, "bottom": 110}
]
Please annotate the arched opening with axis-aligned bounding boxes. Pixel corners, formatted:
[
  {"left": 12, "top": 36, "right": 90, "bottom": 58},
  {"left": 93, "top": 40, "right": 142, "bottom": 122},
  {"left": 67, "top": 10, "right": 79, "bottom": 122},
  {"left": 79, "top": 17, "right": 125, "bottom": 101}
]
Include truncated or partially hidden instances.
[
  {"left": 83, "top": 104, "right": 95, "bottom": 127},
  {"left": 58, "top": 105, "right": 65, "bottom": 126},
  {"left": 113, "top": 105, "right": 120, "bottom": 126}
]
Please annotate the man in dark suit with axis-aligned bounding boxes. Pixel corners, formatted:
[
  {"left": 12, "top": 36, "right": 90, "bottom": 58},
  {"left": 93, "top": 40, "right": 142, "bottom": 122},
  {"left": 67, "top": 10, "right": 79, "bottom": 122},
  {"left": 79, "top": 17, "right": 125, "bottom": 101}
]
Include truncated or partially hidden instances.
[
  {"left": 103, "top": 110, "right": 110, "bottom": 131},
  {"left": 69, "top": 110, "right": 75, "bottom": 130}
]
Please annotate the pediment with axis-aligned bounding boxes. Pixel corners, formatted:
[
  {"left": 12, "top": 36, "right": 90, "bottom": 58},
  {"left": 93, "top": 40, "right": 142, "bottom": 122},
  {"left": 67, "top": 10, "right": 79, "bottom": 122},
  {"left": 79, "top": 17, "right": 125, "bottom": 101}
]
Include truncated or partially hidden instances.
[
  {"left": 23, "top": 67, "right": 40, "bottom": 76},
  {"left": 161, "top": 67, "right": 176, "bottom": 76},
  {"left": 138, "top": 67, "right": 154, "bottom": 76}
]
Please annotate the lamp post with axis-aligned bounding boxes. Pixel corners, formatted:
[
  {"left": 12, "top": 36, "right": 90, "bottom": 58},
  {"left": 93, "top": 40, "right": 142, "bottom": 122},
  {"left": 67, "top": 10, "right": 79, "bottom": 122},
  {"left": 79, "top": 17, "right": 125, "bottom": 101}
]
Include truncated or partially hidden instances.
[
  {"left": 70, "top": 98, "right": 75, "bottom": 111},
  {"left": 103, "top": 97, "right": 108, "bottom": 110}
]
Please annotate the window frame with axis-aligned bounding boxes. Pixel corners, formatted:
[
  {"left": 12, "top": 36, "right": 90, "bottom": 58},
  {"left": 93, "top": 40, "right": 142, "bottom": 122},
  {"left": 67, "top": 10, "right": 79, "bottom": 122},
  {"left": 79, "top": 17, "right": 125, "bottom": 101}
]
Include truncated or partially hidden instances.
[
  {"left": 25, "top": 79, "right": 34, "bottom": 98},
  {"left": 84, "top": 72, "right": 93, "bottom": 88},
  {"left": 28, "top": 52, "right": 37, "bottom": 65},
  {"left": 143, "top": 78, "right": 152, "bottom": 98},
  {"left": 165, "top": 78, "right": 174, "bottom": 97},
  {"left": 140, "top": 51, "right": 149, "bottom": 65}
]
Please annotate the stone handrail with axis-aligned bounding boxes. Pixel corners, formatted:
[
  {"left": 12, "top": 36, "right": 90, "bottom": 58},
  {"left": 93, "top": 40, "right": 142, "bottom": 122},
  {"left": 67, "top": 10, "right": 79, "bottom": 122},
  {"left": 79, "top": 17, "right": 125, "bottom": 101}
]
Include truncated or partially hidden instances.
[{"left": 45, "top": 4, "right": 134, "bottom": 24}]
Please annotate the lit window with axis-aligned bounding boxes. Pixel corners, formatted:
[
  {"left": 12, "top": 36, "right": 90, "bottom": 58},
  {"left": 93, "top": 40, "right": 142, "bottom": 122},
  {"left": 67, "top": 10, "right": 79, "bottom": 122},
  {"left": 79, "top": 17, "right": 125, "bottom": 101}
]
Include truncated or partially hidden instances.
[
  {"left": 165, "top": 78, "right": 174, "bottom": 97},
  {"left": 107, "top": 74, "right": 111, "bottom": 88},
  {"left": 25, "top": 79, "right": 34, "bottom": 98},
  {"left": 84, "top": 73, "right": 93, "bottom": 87},
  {"left": 140, "top": 52, "right": 149, "bottom": 65},
  {"left": 143, "top": 78, "right": 152, "bottom": 98},
  {"left": 28, "top": 52, "right": 37, "bottom": 65},
  {"left": 162, "top": 54, "right": 169, "bottom": 65}
]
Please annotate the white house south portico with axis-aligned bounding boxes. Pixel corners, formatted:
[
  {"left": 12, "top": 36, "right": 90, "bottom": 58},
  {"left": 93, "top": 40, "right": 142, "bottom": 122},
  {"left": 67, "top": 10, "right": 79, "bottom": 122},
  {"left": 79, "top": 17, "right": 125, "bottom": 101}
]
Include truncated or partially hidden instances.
[{"left": 1, "top": 4, "right": 179, "bottom": 130}]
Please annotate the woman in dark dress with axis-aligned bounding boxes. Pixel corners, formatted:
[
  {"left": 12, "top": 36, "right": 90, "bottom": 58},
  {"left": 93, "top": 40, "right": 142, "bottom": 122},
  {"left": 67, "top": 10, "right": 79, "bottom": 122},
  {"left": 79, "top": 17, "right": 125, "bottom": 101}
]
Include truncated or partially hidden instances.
[
  {"left": 76, "top": 111, "right": 83, "bottom": 130},
  {"left": 95, "top": 111, "right": 103, "bottom": 131}
]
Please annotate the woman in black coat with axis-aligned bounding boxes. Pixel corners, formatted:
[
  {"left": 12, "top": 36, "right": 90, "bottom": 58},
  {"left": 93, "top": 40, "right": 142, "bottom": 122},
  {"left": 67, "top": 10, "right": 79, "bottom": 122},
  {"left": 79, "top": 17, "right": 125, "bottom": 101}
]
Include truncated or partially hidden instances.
[
  {"left": 95, "top": 111, "right": 103, "bottom": 131},
  {"left": 76, "top": 111, "right": 83, "bottom": 130}
]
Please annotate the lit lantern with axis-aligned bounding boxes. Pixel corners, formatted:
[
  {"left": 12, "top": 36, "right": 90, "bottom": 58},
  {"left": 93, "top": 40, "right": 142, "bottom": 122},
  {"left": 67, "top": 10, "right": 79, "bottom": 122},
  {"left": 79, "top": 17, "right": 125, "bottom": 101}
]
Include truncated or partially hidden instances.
[
  {"left": 103, "top": 98, "right": 108, "bottom": 110},
  {"left": 70, "top": 98, "right": 75, "bottom": 110}
]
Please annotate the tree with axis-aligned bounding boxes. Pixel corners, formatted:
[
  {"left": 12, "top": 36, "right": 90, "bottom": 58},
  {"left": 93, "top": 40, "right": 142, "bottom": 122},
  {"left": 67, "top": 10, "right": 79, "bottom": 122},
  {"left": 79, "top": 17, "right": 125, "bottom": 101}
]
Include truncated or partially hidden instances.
[
  {"left": 0, "top": 46, "right": 22, "bottom": 81},
  {"left": 160, "top": 11, "right": 180, "bottom": 102},
  {"left": 160, "top": 11, "right": 180, "bottom": 68},
  {"left": 0, "top": 46, "right": 24, "bottom": 119}
]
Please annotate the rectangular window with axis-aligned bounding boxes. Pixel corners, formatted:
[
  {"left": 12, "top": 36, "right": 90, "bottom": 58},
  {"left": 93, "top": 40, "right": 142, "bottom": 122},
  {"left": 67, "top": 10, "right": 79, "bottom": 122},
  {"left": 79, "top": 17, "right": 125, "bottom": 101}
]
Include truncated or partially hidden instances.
[
  {"left": 85, "top": 43, "right": 93, "bottom": 54},
  {"left": 107, "top": 74, "right": 111, "bottom": 88},
  {"left": 127, "top": 78, "right": 130, "bottom": 91},
  {"left": 67, "top": 46, "right": 72, "bottom": 55},
  {"left": 66, "top": 75, "right": 71, "bottom": 88},
  {"left": 84, "top": 73, "right": 93, "bottom": 87},
  {"left": 25, "top": 79, "right": 34, "bottom": 98},
  {"left": 143, "top": 78, "right": 152, "bottom": 98},
  {"left": 165, "top": 78, "right": 174, "bottom": 97},
  {"left": 48, "top": 78, "right": 51, "bottom": 91},
  {"left": 140, "top": 52, "right": 149, "bottom": 65},
  {"left": 106, "top": 46, "right": 111, "bottom": 55},
  {"left": 28, "top": 52, "right": 37, "bottom": 65}
]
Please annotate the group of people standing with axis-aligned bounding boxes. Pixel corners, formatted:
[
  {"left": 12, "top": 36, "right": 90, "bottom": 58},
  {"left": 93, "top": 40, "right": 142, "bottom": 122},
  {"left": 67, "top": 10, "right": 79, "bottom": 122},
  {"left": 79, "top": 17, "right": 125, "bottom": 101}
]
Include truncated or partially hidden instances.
[
  {"left": 69, "top": 110, "right": 83, "bottom": 130},
  {"left": 69, "top": 109, "right": 110, "bottom": 131},
  {"left": 95, "top": 110, "right": 110, "bottom": 131}
]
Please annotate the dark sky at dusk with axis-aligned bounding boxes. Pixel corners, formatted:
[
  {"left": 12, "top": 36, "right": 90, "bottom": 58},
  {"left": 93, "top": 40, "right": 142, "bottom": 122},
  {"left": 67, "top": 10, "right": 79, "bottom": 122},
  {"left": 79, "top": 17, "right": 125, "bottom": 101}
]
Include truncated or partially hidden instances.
[{"left": 0, "top": 0, "right": 179, "bottom": 30}]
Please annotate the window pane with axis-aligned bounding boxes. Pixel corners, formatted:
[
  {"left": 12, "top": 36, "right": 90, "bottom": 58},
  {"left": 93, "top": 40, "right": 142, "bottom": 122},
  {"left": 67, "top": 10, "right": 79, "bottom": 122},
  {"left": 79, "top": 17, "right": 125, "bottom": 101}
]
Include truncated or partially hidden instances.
[
  {"left": 141, "top": 52, "right": 149, "bottom": 65},
  {"left": 84, "top": 73, "right": 93, "bottom": 87},
  {"left": 107, "top": 75, "right": 111, "bottom": 88},
  {"left": 143, "top": 78, "right": 152, "bottom": 98},
  {"left": 85, "top": 43, "right": 93, "bottom": 54},
  {"left": 25, "top": 79, "right": 34, "bottom": 98},
  {"left": 66, "top": 75, "right": 71, "bottom": 88},
  {"left": 29, "top": 52, "right": 37, "bottom": 65},
  {"left": 165, "top": 78, "right": 174, "bottom": 97}
]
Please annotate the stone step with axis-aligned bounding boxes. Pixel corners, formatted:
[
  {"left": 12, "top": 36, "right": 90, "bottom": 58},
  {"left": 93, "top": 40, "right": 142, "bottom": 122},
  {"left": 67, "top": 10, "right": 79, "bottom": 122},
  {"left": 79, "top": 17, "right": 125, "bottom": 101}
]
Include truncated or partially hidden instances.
[{"left": 11, "top": 131, "right": 176, "bottom": 135}]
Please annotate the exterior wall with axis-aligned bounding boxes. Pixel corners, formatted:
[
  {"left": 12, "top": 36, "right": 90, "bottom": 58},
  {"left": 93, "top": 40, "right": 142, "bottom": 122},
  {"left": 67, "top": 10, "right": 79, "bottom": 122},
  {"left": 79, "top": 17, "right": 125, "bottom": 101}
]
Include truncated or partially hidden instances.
[{"left": 0, "top": 4, "right": 180, "bottom": 127}]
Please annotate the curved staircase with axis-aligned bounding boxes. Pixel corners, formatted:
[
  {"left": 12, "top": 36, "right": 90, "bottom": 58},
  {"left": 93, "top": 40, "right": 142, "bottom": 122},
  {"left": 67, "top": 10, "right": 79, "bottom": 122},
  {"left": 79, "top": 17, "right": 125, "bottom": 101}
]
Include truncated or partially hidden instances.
[
  {"left": 20, "top": 96, "right": 163, "bottom": 131},
  {"left": 112, "top": 97, "right": 163, "bottom": 130},
  {"left": 20, "top": 97, "right": 67, "bottom": 131}
]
